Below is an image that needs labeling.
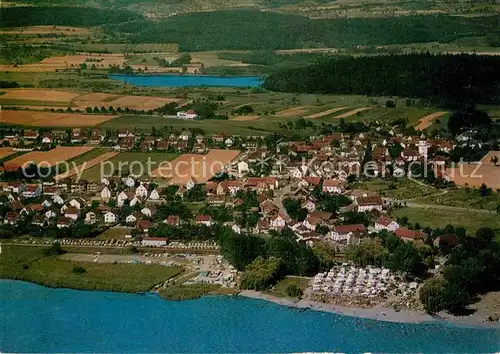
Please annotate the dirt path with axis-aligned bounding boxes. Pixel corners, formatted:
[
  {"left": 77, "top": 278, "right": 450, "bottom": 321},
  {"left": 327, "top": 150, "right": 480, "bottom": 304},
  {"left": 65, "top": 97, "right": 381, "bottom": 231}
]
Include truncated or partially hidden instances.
[{"left": 415, "top": 111, "right": 448, "bottom": 131}]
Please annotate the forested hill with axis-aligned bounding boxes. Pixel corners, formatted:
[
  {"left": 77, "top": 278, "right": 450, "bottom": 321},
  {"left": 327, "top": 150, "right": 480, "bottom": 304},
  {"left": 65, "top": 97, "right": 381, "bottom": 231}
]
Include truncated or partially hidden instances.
[
  {"left": 263, "top": 54, "right": 500, "bottom": 106},
  {"left": 0, "top": 7, "right": 142, "bottom": 27},
  {"left": 110, "top": 11, "right": 500, "bottom": 51}
]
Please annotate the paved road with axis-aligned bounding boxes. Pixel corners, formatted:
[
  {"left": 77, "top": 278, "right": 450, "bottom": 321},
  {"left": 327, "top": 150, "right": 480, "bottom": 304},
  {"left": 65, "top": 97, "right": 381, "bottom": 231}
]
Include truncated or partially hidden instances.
[{"left": 272, "top": 180, "right": 294, "bottom": 216}]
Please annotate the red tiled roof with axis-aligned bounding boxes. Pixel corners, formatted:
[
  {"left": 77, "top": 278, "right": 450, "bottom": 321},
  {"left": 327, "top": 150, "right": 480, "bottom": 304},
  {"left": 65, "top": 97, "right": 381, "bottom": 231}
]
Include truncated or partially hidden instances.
[
  {"left": 394, "top": 227, "right": 425, "bottom": 240},
  {"left": 196, "top": 214, "right": 212, "bottom": 222},
  {"left": 357, "top": 196, "right": 382, "bottom": 206},
  {"left": 375, "top": 215, "right": 394, "bottom": 227},
  {"left": 334, "top": 224, "right": 366, "bottom": 234}
]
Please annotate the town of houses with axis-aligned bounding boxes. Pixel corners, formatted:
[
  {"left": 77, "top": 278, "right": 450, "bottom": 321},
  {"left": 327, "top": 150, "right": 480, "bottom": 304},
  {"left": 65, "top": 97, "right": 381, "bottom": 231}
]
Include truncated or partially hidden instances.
[{"left": 0, "top": 122, "right": 468, "bottom": 251}]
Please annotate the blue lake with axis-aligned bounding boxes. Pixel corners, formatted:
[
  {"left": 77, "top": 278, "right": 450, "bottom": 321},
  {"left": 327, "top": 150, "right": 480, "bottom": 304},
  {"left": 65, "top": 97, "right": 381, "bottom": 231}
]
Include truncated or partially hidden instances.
[
  {"left": 1, "top": 280, "right": 499, "bottom": 353},
  {"left": 109, "top": 74, "right": 264, "bottom": 88}
]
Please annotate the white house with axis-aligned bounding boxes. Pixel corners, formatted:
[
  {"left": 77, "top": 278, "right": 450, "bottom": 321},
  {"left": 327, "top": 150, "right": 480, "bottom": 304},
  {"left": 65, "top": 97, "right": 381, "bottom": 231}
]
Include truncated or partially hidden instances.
[
  {"left": 357, "top": 196, "right": 383, "bottom": 212},
  {"left": 237, "top": 161, "right": 249, "bottom": 176},
  {"left": 117, "top": 191, "right": 129, "bottom": 207},
  {"left": 52, "top": 194, "right": 64, "bottom": 205},
  {"left": 186, "top": 179, "right": 196, "bottom": 190},
  {"left": 329, "top": 224, "right": 366, "bottom": 244},
  {"left": 195, "top": 214, "right": 212, "bottom": 226},
  {"left": 135, "top": 185, "right": 148, "bottom": 198},
  {"left": 126, "top": 214, "right": 138, "bottom": 224},
  {"left": 104, "top": 211, "right": 117, "bottom": 224},
  {"left": 176, "top": 110, "right": 198, "bottom": 119},
  {"left": 69, "top": 198, "right": 85, "bottom": 210},
  {"left": 179, "top": 131, "right": 190, "bottom": 141},
  {"left": 225, "top": 138, "right": 233, "bottom": 147},
  {"left": 124, "top": 176, "right": 136, "bottom": 188},
  {"left": 130, "top": 196, "right": 142, "bottom": 207},
  {"left": 301, "top": 199, "right": 316, "bottom": 213},
  {"left": 270, "top": 213, "right": 287, "bottom": 230},
  {"left": 100, "top": 187, "right": 111, "bottom": 202},
  {"left": 290, "top": 167, "right": 303, "bottom": 179},
  {"left": 322, "top": 179, "right": 344, "bottom": 194},
  {"left": 374, "top": 216, "right": 399, "bottom": 232},
  {"left": 303, "top": 216, "right": 321, "bottom": 231},
  {"left": 85, "top": 211, "right": 97, "bottom": 225},
  {"left": 149, "top": 189, "right": 160, "bottom": 201},
  {"left": 141, "top": 206, "right": 155, "bottom": 218}
]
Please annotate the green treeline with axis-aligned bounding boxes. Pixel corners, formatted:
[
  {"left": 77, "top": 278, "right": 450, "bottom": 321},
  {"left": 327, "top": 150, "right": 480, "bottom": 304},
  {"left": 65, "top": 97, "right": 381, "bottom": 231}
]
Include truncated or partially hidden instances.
[
  {"left": 0, "top": 7, "right": 141, "bottom": 27},
  {"left": 106, "top": 10, "right": 500, "bottom": 51},
  {"left": 263, "top": 53, "right": 500, "bottom": 105}
]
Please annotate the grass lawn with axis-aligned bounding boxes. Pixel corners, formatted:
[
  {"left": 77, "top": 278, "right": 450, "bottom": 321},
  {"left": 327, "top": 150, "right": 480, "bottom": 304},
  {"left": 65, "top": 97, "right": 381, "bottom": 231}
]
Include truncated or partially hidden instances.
[
  {"left": 415, "top": 187, "right": 500, "bottom": 211},
  {"left": 80, "top": 152, "right": 179, "bottom": 181},
  {"left": 0, "top": 245, "right": 183, "bottom": 293},
  {"left": 266, "top": 276, "right": 310, "bottom": 298},
  {"left": 95, "top": 227, "right": 132, "bottom": 240},
  {"left": 390, "top": 207, "right": 500, "bottom": 234},
  {"left": 357, "top": 178, "right": 438, "bottom": 200}
]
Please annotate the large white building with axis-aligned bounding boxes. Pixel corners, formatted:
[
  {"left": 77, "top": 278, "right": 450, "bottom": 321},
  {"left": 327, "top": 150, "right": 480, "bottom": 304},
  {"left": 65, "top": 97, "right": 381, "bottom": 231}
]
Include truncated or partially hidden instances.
[{"left": 176, "top": 110, "right": 198, "bottom": 119}]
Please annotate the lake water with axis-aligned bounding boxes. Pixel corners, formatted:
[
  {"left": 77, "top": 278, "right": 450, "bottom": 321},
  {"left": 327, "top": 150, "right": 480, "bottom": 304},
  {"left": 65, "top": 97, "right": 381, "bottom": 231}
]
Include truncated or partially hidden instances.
[
  {"left": 1, "top": 280, "right": 499, "bottom": 353},
  {"left": 109, "top": 74, "right": 264, "bottom": 88}
]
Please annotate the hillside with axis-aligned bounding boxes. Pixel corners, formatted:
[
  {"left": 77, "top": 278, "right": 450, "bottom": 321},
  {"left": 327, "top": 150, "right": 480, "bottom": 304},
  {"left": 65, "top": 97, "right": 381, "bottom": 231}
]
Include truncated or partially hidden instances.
[{"left": 2, "top": 0, "right": 499, "bottom": 19}]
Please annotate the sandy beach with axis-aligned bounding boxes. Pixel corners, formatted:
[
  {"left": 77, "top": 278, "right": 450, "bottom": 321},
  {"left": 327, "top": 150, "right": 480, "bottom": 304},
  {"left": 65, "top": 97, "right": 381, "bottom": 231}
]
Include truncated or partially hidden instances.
[{"left": 238, "top": 290, "right": 500, "bottom": 328}]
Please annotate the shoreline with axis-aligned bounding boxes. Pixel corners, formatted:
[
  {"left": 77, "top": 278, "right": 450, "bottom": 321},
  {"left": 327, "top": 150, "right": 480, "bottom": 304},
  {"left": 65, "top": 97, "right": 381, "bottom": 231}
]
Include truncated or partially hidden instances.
[
  {"left": 237, "top": 290, "right": 500, "bottom": 328},
  {"left": 2, "top": 278, "right": 498, "bottom": 328}
]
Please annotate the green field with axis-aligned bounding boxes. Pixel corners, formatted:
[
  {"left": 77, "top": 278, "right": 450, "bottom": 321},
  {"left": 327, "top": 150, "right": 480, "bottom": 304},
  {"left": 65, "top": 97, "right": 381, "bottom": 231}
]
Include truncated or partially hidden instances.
[
  {"left": 80, "top": 152, "right": 179, "bottom": 180},
  {"left": 390, "top": 207, "right": 500, "bottom": 234},
  {"left": 0, "top": 245, "right": 183, "bottom": 293},
  {"left": 95, "top": 227, "right": 133, "bottom": 240}
]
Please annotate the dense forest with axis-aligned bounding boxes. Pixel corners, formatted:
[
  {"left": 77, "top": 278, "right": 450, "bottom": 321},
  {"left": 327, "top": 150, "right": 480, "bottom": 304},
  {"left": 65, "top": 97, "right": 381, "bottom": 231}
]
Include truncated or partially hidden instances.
[
  {"left": 263, "top": 54, "right": 500, "bottom": 106},
  {"left": 0, "top": 7, "right": 141, "bottom": 27},
  {"left": 106, "top": 10, "right": 500, "bottom": 51}
]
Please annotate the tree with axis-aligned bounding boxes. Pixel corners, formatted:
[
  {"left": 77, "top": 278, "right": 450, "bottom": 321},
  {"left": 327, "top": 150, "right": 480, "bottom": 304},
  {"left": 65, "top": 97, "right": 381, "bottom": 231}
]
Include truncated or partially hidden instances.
[
  {"left": 45, "top": 242, "right": 65, "bottom": 256},
  {"left": 419, "top": 278, "right": 446, "bottom": 313},
  {"left": 240, "top": 257, "right": 283, "bottom": 291},
  {"left": 491, "top": 156, "right": 499, "bottom": 166},
  {"left": 478, "top": 183, "right": 492, "bottom": 197},
  {"left": 447, "top": 104, "right": 492, "bottom": 137},
  {"left": 312, "top": 241, "right": 336, "bottom": 271}
]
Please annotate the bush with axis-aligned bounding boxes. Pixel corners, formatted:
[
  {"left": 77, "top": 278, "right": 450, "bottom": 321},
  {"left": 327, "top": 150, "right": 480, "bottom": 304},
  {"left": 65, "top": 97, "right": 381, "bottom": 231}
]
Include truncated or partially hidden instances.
[
  {"left": 286, "top": 284, "right": 303, "bottom": 297},
  {"left": 45, "top": 242, "right": 65, "bottom": 256},
  {"left": 419, "top": 278, "right": 446, "bottom": 313},
  {"left": 72, "top": 266, "right": 87, "bottom": 274}
]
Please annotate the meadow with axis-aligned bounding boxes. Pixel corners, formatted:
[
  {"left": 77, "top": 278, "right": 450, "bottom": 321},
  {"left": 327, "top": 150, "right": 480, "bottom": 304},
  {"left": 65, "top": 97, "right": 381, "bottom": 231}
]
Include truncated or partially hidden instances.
[
  {"left": 0, "top": 245, "right": 183, "bottom": 293},
  {"left": 390, "top": 207, "right": 500, "bottom": 235}
]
